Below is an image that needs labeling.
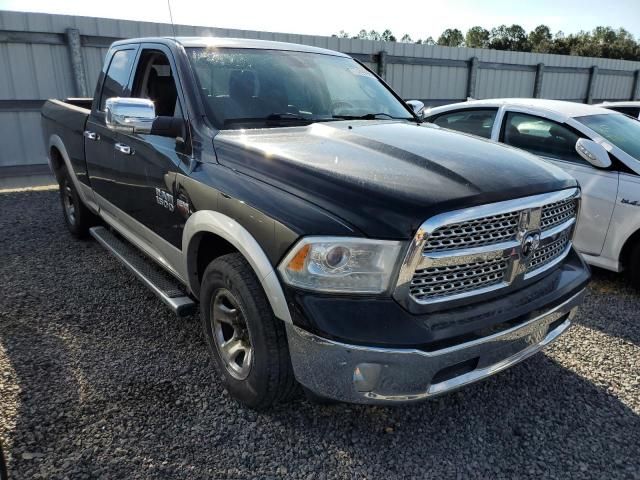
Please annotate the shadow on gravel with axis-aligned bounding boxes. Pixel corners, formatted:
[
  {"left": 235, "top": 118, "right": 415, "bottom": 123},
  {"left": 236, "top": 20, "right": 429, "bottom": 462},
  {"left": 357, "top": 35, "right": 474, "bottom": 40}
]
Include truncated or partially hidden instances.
[
  {"left": 1, "top": 190, "right": 639, "bottom": 479},
  {"left": 576, "top": 267, "right": 640, "bottom": 347},
  {"left": 265, "top": 354, "right": 640, "bottom": 479}
]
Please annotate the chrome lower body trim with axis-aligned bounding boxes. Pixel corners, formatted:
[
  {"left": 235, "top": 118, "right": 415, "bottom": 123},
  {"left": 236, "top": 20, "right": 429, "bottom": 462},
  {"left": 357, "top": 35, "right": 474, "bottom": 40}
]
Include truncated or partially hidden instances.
[
  {"left": 93, "top": 191, "right": 186, "bottom": 284},
  {"left": 287, "top": 289, "right": 585, "bottom": 404}
]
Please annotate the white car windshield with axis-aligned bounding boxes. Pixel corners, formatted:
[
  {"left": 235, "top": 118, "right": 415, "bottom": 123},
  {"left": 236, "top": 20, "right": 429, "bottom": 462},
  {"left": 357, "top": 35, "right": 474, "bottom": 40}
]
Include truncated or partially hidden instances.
[
  {"left": 187, "top": 47, "right": 414, "bottom": 129},
  {"left": 577, "top": 113, "right": 640, "bottom": 162}
]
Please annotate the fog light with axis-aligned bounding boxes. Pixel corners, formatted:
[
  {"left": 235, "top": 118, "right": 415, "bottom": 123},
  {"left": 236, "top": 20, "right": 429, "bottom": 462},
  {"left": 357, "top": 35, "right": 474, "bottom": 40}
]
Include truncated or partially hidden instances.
[{"left": 353, "top": 363, "right": 382, "bottom": 392}]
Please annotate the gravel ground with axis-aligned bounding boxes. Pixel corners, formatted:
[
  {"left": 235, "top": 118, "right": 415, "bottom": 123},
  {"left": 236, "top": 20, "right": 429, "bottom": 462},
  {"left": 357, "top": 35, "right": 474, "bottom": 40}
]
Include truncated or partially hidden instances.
[{"left": 1, "top": 189, "right": 639, "bottom": 480}]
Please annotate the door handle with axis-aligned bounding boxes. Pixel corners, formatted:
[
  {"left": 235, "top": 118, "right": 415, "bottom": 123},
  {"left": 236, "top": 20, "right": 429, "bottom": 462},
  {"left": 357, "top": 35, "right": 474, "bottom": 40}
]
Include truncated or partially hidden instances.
[
  {"left": 114, "top": 143, "right": 133, "bottom": 155},
  {"left": 83, "top": 130, "right": 99, "bottom": 141}
]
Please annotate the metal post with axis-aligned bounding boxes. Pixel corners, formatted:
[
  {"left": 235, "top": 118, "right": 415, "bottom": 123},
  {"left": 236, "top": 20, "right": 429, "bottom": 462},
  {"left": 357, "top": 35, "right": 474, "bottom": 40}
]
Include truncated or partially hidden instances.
[
  {"left": 377, "top": 50, "right": 387, "bottom": 80},
  {"left": 585, "top": 65, "right": 598, "bottom": 104},
  {"left": 65, "top": 28, "right": 88, "bottom": 97},
  {"left": 632, "top": 70, "right": 640, "bottom": 100},
  {"left": 533, "top": 63, "right": 544, "bottom": 98},
  {"left": 466, "top": 57, "right": 478, "bottom": 99}
]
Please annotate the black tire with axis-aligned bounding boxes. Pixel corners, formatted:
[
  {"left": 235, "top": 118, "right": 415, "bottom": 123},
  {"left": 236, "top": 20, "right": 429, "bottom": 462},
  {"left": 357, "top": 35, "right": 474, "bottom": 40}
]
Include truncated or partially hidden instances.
[
  {"left": 628, "top": 242, "right": 640, "bottom": 288},
  {"left": 200, "top": 253, "right": 297, "bottom": 409},
  {"left": 58, "top": 166, "right": 97, "bottom": 238}
]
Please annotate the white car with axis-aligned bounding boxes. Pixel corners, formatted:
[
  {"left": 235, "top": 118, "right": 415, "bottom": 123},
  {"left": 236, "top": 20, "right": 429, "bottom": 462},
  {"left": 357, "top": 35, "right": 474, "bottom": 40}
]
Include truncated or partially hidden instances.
[
  {"left": 595, "top": 101, "right": 640, "bottom": 119},
  {"left": 424, "top": 98, "right": 640, "bottom": 284}
]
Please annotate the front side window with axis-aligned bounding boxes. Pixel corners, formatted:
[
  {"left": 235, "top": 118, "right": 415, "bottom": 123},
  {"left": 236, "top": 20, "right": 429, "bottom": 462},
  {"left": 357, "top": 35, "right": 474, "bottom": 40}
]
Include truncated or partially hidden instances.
[
  {"left": 99, "top": 49, "right": 136, "bottom": 111},
  {"left": 429, "top": 109, "right": 497, "bottom": 139},
  {"left": 187, "top": 48, "right": 414, "bottom": 129},
  {"left": 131, "top": 49, "right": 182, "bottom": 118},
  {"left": 578, "top": 113, "right": 640, "bottom": 162},
  {"left": 502, "top": 112, "right": 586, "bottom": 164}
]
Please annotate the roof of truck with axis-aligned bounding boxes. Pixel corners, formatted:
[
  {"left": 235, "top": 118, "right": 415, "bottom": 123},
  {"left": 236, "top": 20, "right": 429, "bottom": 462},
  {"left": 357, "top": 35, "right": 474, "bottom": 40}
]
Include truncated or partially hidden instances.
[{"left": 111, "top": 36, "right": 349, "bottom": 57}]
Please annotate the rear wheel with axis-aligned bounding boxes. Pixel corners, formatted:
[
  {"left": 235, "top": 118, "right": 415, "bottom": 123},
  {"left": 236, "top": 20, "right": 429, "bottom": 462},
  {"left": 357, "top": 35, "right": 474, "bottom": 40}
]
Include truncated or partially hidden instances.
[
  {"left": 200, "top": 253, "right": 297, "bottom": 409},
  {"left": 58, "top": 166, "right": 97, "bottom": 238},
  {"left": 628, "top": 242, "right": 640, "bottom": 288}
]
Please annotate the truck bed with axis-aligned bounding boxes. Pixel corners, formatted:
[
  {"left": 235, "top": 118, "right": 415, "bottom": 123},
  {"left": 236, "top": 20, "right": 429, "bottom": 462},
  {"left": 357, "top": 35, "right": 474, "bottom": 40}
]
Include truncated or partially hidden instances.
[{"left": 41, "top": 98, "right": 92, "bottom": 183}]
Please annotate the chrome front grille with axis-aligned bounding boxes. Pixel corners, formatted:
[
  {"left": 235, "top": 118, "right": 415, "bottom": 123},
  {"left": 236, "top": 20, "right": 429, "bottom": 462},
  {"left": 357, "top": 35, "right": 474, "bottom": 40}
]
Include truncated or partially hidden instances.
[
  {"left": 410, "top": 257, "right": 508, "bottom": 301},
  {"left": 395, "top": 188, "right": 580, "bottom": 307}
]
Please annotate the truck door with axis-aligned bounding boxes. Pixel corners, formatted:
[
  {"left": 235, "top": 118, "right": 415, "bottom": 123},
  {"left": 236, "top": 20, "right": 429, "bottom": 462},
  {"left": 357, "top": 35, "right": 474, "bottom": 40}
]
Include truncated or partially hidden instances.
[
  {"left": 110, "top": 44, "right": 191, "bottom": 250},
  {"left": 85, "top": 46, "right": 138, "bottom": 206},
  {"left": 500, "top": 111, "right": 618, "bottom": 256}
]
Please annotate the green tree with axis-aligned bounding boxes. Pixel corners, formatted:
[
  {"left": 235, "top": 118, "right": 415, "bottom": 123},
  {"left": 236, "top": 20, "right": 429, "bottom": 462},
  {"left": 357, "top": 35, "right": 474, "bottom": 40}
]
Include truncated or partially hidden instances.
[
  {"left": 528, "top": 25, "right": 553, "bottom": 52},
  {"left": 381, "top": 29, "right": 397, "bottom": 42},
  {"left": 400, "top": 33, "right": 413, "bottom": 43},
  {"left": 437, "top": 28, "right": 464, "bottom": 47},
  {"left": 488, "top": 24, "right": 530, "bottom": 51},
  {"left": 465, "top": 26, "right": 490, "bottom": 48}
]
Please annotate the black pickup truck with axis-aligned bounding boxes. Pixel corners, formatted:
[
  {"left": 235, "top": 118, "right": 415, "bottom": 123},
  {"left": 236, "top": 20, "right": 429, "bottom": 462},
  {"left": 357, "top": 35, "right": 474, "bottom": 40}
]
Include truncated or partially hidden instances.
[{"left": 41, "top": 37, "right": 589, "bottom": 408}]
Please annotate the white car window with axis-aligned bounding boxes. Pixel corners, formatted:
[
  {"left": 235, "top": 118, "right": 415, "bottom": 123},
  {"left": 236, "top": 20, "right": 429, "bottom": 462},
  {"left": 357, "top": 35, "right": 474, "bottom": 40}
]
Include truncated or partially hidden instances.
[
  {"left": 429, "top": 109, "right": 497, "bottom": 139},
  {"left": 502, "top": 112, "right": 588, "bottom": 165}
]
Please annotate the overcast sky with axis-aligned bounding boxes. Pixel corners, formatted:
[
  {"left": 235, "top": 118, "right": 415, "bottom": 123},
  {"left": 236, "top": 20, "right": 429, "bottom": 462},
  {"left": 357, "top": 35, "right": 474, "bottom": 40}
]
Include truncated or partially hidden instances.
[{"left": 1, "top": 0, "right": 639, "bottom": 40}]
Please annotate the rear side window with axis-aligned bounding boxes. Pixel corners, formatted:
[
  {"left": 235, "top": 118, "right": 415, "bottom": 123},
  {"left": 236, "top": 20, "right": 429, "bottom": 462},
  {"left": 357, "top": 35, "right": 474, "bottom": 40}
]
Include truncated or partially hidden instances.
[
  {"left": 99, "top": 49, "right": 136, "bottom": 111},
  {"left": 502, "top": 112, "right": 586, "bottom": 164},
  {"left": 430, "top": 109, "right": 497, "bottom": 139},
  {"left": 607, "top": 106, "right": 640, "bottom": 119}
]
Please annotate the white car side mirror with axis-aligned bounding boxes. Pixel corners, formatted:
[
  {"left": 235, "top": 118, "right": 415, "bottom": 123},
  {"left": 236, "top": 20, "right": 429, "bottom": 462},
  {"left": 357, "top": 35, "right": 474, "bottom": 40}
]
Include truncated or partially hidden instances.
[
  {"left": 406, "top": 100, "right": 425, "bottom": 119},
  {"left": 575, "top": 138, "right": 612, "bottom": 169}
]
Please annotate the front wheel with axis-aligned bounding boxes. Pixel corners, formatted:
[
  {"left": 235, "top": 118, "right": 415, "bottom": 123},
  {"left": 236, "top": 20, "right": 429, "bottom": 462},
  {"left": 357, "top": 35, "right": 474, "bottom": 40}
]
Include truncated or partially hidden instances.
[{"left": 200, "top": 253, "right": 297, "bottom": 409}]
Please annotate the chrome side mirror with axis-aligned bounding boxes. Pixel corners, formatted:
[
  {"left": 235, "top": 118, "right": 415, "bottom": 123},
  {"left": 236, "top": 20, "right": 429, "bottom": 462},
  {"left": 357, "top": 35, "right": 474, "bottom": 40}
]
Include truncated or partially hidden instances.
[
  {"left": 406, "top": 100, "right": 425, "bottom": 118},
  {"left": 575, "top": 138, "right": 612, "bottom": 168},
  {"left": 105, "top": 97, "right": 156, "bottom": 134}
]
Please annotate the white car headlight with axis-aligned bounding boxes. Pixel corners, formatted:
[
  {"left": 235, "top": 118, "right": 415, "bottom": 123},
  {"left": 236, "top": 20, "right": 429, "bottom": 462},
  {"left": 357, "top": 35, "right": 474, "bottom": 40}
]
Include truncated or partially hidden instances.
[{"left": 278, "top": 237, "right": 404, "bottom": 294}]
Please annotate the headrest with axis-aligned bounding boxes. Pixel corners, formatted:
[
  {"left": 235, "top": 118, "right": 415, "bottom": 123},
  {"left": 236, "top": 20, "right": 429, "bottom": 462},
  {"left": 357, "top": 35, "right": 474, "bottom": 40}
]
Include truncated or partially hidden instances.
[{"left": 229, "top": 70, "right": 256, "bottom": 100}]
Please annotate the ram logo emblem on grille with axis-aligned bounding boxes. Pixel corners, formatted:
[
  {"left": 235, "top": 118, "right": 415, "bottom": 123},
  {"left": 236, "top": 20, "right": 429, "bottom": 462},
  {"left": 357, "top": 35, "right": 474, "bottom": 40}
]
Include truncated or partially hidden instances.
[{"left": 521, "top": 230, "right": 541, "bottom": 260}]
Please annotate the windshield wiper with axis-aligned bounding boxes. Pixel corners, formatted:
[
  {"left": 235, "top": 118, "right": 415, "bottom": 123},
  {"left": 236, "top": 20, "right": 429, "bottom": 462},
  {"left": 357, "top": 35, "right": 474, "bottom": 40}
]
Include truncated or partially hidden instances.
[
  {"left": 332, "top": 112, "right": 415, "bottom": 121},
  {"left": 224, "top": 113, "right": 330, "bottom": 128}
]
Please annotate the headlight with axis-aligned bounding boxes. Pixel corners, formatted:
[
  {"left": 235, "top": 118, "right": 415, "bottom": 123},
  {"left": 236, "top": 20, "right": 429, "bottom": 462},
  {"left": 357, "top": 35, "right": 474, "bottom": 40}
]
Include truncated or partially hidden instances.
[{"left": 278, "top": 237, "right": 404, "bottom": 293}]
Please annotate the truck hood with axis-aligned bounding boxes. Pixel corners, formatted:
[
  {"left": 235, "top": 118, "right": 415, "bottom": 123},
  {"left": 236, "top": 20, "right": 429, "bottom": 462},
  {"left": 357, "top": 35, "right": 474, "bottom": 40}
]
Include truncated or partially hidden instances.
[{"left": 213, "top": 120, "right": 577, "bottom": 238}]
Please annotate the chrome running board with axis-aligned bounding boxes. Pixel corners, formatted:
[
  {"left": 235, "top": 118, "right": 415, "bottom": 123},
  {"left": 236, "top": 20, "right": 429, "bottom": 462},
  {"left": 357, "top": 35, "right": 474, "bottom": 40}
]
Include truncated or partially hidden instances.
[{"left": 90, "top": 226, "right": 196, "bottom": 316}]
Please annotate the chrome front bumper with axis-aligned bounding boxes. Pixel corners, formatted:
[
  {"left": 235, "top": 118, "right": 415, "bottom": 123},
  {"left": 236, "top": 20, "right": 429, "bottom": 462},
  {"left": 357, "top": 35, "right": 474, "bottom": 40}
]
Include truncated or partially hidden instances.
[{"left": 286, "top": 289, "right": 585, "bottom": 404}]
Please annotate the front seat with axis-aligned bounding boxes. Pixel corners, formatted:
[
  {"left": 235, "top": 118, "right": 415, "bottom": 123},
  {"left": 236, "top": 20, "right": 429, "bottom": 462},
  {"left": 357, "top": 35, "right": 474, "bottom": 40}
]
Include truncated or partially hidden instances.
[
  {"left": 147, "top": 67, "right": 178, "bottom": 117},
  {"left": 227, "top": 70, "right": 260, "bottom": 119}
]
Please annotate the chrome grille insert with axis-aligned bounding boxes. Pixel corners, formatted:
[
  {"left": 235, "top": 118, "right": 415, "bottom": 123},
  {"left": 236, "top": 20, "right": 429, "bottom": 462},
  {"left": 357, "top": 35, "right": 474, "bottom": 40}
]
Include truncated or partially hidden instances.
[
  {"left": 527, "top": 230, "right": 571, "bottom": 273},
  {"left": 394, "top": 188, "right": 580, "bottom": 308},
  {"left": 410, "top": 257, "right": 508, "bottom": 301},
  {"left": 423, "top": 211, "right": 520, "bottom": 253},
  {"left": 541, "top": 196, "right": 578, "bottom": 231}
]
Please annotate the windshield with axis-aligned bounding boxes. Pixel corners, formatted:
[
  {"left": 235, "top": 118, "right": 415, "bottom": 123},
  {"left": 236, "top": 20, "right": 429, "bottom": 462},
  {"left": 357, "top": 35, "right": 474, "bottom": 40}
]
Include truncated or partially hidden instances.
[
  {"left": 577, "top": 113, "right": 640, "bottom": 161},
  {"left": 187, "top": 47, "right": 414, "bottom": 129}
]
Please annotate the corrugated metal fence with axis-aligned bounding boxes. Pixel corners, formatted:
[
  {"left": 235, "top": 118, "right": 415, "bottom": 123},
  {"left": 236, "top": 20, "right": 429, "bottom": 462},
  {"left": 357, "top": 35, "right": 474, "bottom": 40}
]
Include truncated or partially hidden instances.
[{"left": 1, "top": 10, "right": 640, "bottom": 172}]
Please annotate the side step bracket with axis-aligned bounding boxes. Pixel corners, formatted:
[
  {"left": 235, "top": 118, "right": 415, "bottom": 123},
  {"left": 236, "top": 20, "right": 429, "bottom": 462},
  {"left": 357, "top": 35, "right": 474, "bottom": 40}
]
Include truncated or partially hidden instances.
[{"left": 89, "top": 226, "right": 196, "bottom": 316}]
